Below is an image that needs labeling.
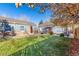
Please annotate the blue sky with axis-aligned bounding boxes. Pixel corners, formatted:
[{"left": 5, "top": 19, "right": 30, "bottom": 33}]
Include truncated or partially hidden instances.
[{"left": 0, "top": 3, "right": 52, "bottom": 24}]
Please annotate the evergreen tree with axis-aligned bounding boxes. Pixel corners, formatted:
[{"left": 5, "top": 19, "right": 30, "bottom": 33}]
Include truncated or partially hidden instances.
[{"left": 39, "top": 20, "right": 43, "bottom": 25}]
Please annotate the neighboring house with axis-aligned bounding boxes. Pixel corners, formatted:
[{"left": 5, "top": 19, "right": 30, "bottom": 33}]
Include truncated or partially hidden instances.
[
  {"left": 39, "top": 19, "right": 79, "bottom": 38},
  {"left": 0, "top": 16, "right": 36, "bottom": 37},
  {"left": 52, "top": 26, "right": 65, "bottom": 34},
  {"left": 52, "top": 19, "right": 79, "bottom": 37},
  {"left": 38, "top": 22, "right": 54, "bottom": 34},
  {"left": 38, "top": 22, "right": 66, "bottom": 35}
]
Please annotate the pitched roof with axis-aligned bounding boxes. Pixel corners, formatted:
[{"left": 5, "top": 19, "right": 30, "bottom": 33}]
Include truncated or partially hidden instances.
[
  {"left": 0, "top": 16, "right": 36, "bottom": 26},
  {"left": 39, "top": 22, "right": 54, "bottom": 27}
]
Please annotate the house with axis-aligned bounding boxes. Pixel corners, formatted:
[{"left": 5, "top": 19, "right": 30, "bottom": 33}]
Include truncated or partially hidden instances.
[
  {"left": 38, "top": 22, "right": 54, "bottom": 34},
  {"left": 38, "top": 19, "right": 79, "bottom": 38},
  {"left": 0, "top": 16, "right": 36, "bottom": 37},
  {"left": 38, "top": 21, "right": 67, "bottom": 35},
  {"left": 52, "top": 26, "right": 65, "bottom": 34},
  {"left": 52, "top": 19, "right": 79, "bottom": 37}
]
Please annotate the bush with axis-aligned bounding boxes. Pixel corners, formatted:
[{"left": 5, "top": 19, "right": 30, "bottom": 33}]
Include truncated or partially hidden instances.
[
  {"left": 60, "top": 33, "right": 64, "bottom": 37},
  {"left": 48, "top": 31, "right": 53, "bottom": 35}
]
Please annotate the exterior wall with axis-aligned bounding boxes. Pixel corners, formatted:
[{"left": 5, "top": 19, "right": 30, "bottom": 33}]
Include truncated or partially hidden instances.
[
  {"left": 39, "top": 27, "right": 45, "bottom": 32},
  {"left": 39, "top": 26, "right": 53, "bottom": 34},
  {"left": 9, "top": 24, "right": 31, "bottom": 36},
  {"left": 9, "top": 23, "right": 36, "bottom": 36},
  {"left": 39, "top": 26, "right": 66, "bottom": 34},
  {"left": 9, "top": 24, "right": 28, "bottom": 32},
  {"left": 52, "top": 26, "right": 65, "bottom": 34},
  {"left": 26, "top": 25, "right": 31, "bottom": 34}
]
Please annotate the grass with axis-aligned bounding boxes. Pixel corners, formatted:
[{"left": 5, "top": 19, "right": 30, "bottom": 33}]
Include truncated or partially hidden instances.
[
  {"left": 0, "top": 35, "right": 49, "bottom": 56},
  {"left": 11, "top": 36, "right": 70, "bottom": 56}
]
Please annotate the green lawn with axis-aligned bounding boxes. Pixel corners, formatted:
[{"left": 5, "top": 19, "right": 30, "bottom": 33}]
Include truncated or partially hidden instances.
[
  {"left": 11, "top": 36, "right": 70, "bottom": 56},
  {"left": 0, "top": 35, "right": 49, "bottom": 56},
  {"left": 0, "top": 35, "right": 70, "bottom": 56}
]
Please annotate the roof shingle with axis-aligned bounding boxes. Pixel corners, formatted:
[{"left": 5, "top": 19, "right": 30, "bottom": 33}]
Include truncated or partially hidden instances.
[{"left": 0, "top": 16, "right": 36, "bottom": 26}]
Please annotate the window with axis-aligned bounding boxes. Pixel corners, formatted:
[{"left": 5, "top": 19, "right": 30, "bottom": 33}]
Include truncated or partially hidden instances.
[{"left": 20, "top": 26, "right": 24, "bottom": 31}]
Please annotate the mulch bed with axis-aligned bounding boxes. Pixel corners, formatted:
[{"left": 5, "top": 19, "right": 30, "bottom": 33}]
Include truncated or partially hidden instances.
[{"left": 69, "top": 38, "right": 79, "bottom": 56}]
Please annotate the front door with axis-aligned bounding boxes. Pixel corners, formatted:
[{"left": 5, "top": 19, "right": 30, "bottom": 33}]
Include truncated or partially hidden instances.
[{"left": 30, "top": 25, "right": 33, "bottom": 33}]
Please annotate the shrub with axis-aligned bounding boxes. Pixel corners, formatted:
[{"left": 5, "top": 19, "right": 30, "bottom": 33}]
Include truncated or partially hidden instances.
[
  {"left": 60, "top": 33, "right": 64, "bottom": 37},
  {"left": 48, "top": 31, "right": 53, "bottom": 35}
]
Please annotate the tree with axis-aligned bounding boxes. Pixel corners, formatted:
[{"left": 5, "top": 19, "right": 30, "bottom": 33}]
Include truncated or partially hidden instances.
[
  {"left": 39, "top": 20, "right": 43, "bottom": 25},
  {"left": 15, "top": 3, "right": 79, "bottom": 20},
  {"left": 51, "top": 4, "right": 79, "bottom": 22},
  {"left": 50, "top": 4, "right": 79, "bottom": 37},
  {"left": 15, "top": 3, "right": 49, "bottom": 13}
]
